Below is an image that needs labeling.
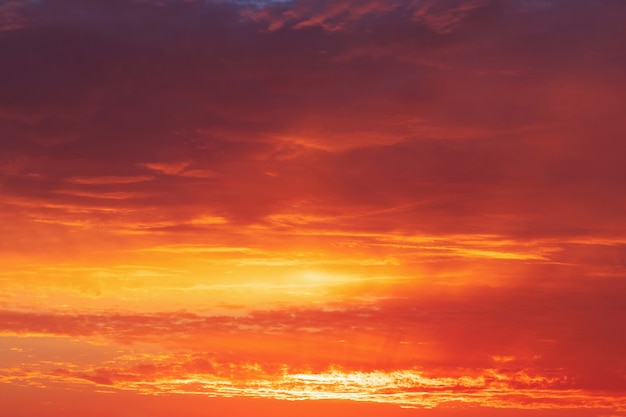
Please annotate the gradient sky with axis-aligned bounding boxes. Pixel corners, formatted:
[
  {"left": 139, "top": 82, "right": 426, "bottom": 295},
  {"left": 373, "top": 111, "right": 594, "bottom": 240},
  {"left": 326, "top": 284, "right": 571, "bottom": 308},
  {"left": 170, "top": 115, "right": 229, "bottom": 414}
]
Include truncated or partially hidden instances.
[{"left": 1, "top": 0, "right": 626, "bottom": 416}]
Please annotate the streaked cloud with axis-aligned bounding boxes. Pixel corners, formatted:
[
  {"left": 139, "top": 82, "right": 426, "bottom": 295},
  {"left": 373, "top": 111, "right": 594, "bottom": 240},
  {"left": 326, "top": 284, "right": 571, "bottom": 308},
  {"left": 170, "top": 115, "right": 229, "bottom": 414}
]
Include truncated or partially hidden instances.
[
  {"left": 66, "top": 175, "right": 155, "bottom": 185},
  {"left": 1, "top": 0, "right": 626, "bottom": 415}
]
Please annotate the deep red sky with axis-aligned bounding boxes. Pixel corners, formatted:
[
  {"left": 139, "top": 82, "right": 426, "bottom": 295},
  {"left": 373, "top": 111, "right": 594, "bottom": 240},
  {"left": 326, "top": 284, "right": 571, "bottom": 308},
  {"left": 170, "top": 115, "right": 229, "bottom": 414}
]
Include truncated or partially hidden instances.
[{"left": 1, "top": 0, "right": 626, "bottom": 416}]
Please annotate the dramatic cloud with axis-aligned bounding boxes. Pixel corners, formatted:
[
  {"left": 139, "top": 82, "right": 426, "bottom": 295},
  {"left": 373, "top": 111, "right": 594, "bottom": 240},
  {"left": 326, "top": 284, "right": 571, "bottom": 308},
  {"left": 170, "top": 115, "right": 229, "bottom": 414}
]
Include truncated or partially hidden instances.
[
  {"left": 1, "top": 0, "right": 625, "bottom": 416},
  {"left": 2, "top": 293, "right": 626, "bottom": 410}
]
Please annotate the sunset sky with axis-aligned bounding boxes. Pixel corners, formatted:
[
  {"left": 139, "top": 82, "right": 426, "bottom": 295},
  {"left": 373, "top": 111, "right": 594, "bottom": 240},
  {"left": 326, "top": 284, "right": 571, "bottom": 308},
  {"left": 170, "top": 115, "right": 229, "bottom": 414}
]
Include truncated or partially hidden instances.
[{"left": 1, "top": 0, "right": 626, "bottom": 416}]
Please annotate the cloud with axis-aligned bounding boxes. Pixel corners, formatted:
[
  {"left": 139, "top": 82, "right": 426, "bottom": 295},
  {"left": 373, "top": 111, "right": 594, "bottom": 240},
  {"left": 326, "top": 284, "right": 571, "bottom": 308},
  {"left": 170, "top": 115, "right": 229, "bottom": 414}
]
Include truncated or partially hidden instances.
[
  {"left": 1, "top": 1, "right": 625, "bottom": 413},
  {"left": 2, "top": 274, "right": 625, "bottom": 387},
  {"left": 4, "top": 323, "right": 626, "bottom": 411},
  {"left": 66, "top": 175, "right": 155, "bottom": 184},
  {"left": 247, "top": 0, "right": 402, "bottom": 32},
  {"left": 0, "top": 0, "right": 32, "bottom": 32},
  {"left": 142, "top": 162, "right": 191, "bottom": 175},
  {"left": 1, "top": 0, "right": 624, "bottom": 235},
  {"left": 411, "top": 0, "right": 490, "bottom": 34}
]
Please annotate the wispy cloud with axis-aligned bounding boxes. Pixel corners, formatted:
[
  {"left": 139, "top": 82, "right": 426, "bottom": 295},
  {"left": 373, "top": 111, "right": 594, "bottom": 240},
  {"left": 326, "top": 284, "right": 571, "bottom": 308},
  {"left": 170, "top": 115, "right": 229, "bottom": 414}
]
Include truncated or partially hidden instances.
[{"left": 1, "top": 0, "right": 626, "bottom": 415}]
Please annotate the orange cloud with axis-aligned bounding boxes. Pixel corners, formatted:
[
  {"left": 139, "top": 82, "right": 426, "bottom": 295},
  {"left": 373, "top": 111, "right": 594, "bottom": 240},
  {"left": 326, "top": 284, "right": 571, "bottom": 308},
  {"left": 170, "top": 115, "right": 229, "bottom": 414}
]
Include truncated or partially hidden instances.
[{"left": 2, "top": 0, "right": 626, "bottom": 416}]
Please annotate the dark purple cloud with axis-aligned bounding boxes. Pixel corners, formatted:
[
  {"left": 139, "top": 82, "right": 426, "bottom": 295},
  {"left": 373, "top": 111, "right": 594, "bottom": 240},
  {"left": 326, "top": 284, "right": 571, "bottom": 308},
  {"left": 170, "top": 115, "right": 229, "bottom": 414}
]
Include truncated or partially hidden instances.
[{"left": 1, "top": 0, "right": 624, "bottom": 234}]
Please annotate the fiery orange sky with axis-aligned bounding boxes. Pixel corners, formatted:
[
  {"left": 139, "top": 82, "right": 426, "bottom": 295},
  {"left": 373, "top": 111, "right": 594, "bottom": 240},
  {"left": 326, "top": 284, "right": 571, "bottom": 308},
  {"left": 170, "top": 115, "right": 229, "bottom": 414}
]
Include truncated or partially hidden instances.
[{"left": 1, "top": 0, "right": 626, "bottom": 416}]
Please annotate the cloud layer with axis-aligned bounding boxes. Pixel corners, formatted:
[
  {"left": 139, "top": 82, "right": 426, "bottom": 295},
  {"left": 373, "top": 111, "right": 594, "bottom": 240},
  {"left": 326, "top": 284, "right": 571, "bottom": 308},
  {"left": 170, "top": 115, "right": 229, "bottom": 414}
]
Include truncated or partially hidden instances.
[{"left": 1, "top": 0, "right": 626, "bottom": 415}]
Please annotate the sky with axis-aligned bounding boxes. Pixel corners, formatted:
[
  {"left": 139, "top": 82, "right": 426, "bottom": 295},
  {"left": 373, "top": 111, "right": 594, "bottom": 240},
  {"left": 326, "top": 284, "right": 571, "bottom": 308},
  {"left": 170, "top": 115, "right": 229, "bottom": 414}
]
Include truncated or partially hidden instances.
[{"left": 1, "top": 0, "right": 626, "bottom": 416}]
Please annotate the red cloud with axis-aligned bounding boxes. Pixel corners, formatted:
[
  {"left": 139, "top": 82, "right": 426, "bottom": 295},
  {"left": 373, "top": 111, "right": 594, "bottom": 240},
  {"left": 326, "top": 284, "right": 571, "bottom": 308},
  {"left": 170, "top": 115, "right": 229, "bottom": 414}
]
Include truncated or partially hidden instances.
[{"left": 1, "top": 1, "right": 626, "bottom": 415}]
